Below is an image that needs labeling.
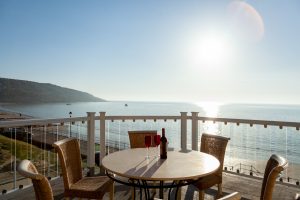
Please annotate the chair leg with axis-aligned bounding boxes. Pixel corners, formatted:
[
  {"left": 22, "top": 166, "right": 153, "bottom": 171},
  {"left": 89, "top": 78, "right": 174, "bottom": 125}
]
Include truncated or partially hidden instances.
[
  {"left": 198, "top": 190, "right": 204, "bottom": 200},
  {"left": 217, "top": 183, "right": 223, "bottom": 198},
  {"left": 131, "top": 187, "right": 135, "bottom": 200},
  {"left": 109, "top": 181, "right": 115, "bottom": 200}
]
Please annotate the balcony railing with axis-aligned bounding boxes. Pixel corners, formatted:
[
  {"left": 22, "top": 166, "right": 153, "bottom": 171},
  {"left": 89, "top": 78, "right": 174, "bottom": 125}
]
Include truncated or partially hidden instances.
[{"left": 0, "top": 112, "right": 300, "bottom": 195}]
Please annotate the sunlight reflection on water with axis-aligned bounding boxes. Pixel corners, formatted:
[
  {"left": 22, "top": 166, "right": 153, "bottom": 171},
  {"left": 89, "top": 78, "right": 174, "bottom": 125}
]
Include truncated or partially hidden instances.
[{"left": 196, "top": 102, "right": 223, "bottom": 134}]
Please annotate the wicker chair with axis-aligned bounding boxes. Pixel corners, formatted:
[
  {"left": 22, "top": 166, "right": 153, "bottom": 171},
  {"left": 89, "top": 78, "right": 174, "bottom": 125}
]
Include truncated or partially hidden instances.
[
  {"left": 128, "top": 130, "right": 157, "bottom": 148},
  {"left": 53, "top": 137, "right": 114, "bottom": 200},
  {"left": 193, "top": 133, "right": 230, "bottom": 200},
  {"left": 17, "top": 160, "right": 53, "bottom": 200},
  {"left": 218, "top": 154, "right": 288, "bottom": 200},
  {"left": 260, "top": 154, "right": 288, "bottom": 200}
]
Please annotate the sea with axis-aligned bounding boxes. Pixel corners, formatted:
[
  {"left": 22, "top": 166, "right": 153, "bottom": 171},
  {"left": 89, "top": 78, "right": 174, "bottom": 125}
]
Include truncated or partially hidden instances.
[
  {"left": 1, "top": 101, "right": 300, "bottom": 179},
  {"left": 2, "top": 101, "right": 300, "bottom": 121}
]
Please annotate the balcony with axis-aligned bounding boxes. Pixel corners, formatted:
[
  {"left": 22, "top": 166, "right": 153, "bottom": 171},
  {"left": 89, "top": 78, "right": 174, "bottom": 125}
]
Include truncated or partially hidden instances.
[
  {"left": 3, "top": 173, "right": 299, "bottom": 199},
  {"left": 1, "top": 112, "right": 300, "bottom": 199}
]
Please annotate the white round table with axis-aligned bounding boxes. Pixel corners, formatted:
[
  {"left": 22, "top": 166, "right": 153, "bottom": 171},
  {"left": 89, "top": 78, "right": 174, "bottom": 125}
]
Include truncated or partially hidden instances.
[{"left": 102, "top": 148, "right": 220, "bottom": 199}]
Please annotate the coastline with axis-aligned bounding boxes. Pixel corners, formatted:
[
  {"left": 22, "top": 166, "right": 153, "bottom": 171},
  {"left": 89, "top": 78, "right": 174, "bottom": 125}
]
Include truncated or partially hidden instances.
[{"left": 0, "top": 108, "right": 32, "bottom": 121}]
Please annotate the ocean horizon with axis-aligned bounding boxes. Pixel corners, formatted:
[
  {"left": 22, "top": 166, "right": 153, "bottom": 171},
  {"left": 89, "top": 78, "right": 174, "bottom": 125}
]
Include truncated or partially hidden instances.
[{"left": 2, "top": 101, "right": 300, "bottom": 122}]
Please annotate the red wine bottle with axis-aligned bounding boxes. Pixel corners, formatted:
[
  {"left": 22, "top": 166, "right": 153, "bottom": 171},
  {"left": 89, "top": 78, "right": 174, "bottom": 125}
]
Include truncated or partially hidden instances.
[{"left": 160, "top": 128, "right": 167, "bottom": 159}]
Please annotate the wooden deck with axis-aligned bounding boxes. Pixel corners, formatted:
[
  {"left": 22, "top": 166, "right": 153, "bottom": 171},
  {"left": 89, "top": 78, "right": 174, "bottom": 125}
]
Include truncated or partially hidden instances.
[{"left": 2, "top": 172, "right": 299, "bottom": 200}]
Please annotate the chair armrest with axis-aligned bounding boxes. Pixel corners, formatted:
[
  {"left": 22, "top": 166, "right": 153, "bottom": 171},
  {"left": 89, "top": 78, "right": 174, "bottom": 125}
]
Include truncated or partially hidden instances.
[
  {"left": 217, "top": 192, "right": 241, "bottom": 200},
  {"left": 17, "top": 160, "right": 44, "bottom": 180}
]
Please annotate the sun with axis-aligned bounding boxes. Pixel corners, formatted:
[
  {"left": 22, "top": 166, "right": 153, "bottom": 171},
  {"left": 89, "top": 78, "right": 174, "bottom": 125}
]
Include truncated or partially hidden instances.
[{"left": 189, "top": 31, "right": 234, "bottom": 69}]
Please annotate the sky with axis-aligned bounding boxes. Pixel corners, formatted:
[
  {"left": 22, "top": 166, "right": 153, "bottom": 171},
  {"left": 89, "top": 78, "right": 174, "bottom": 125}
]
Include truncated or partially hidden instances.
[{"left": 1, "top": 0, "right": 300, "bottom": 104}]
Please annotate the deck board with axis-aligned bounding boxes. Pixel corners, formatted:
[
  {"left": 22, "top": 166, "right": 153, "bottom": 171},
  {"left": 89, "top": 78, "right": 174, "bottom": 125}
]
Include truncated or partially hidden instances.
[{"left": 2, "top": 172, "right": 299, "bottom": 200}]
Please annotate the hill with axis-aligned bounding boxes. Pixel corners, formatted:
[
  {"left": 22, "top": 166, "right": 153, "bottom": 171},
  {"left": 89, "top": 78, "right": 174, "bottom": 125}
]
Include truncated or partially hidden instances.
[{"left": 0, "top": 78, "right": 105, "bottom": 103}]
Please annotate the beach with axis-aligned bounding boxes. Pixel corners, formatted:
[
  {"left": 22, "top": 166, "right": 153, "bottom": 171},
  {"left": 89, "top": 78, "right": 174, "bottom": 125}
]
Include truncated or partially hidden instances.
[{"left": 0, "top": 109, "right": 32, "bottom": 121}]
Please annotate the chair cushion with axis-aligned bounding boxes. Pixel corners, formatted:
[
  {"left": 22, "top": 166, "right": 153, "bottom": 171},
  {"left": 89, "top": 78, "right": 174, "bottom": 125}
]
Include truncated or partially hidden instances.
[{"left": 65, "top": 176, "right": 113, "bottom": 198}]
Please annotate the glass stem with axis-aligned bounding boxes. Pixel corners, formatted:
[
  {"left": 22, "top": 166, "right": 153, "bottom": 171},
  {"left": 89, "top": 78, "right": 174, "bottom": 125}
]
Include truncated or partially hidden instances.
[{"left": 147, "top": 147, "right": 149, "bottom": 158}]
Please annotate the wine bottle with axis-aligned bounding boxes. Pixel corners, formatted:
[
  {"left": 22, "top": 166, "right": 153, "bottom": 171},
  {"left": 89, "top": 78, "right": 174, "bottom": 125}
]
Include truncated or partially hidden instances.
[{"left": 160, "top": 128, "right": 167, "bottom": 159}]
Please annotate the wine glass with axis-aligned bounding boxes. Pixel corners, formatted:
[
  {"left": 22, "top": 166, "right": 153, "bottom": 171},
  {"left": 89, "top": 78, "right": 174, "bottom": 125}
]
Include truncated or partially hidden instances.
[
  {"left": 154, "top": 135, "right": 161, "bottom": 158},
  {"left": 144, "top": 135, "right": 152, "bottom": 159}
]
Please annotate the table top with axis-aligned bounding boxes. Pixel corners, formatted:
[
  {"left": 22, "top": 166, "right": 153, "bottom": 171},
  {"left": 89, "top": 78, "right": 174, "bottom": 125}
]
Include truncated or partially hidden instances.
[{"left": 102, "top": 148, "right": 220, "bottom": 181}]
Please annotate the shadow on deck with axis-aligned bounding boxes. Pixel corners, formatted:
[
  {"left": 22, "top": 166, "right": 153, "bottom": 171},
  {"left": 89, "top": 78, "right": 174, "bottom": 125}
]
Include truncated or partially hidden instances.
[{"left": 2, "top": 172, "right": 299, "bottom": 200}]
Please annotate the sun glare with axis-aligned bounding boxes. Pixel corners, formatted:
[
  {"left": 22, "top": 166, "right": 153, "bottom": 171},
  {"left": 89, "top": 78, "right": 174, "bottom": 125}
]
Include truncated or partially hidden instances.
[
  {"left": 189, "top": 31, "right": 235, "bottom": 69},
  {"left": 195, "top": 101, "right": 223, "bottom": 134},
  {"left": 196, "top": 101, "right": 222, "bottom": 117}
]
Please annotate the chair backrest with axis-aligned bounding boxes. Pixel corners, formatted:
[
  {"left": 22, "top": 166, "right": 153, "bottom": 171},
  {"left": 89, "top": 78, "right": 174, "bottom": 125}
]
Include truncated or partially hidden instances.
[
  {"left": 53, "top": 137, "right": 82, "bottom": 190},
  {"left": 201, "top": 133, "right": 230, "bottom": 176},
  {"left": 17, "top": 160, "right": 53, "bottom": 200},
  {"left": 260, "top": 154, "right": 288, "bottom": 200},
  {"left": 128, "top": 130, "right": 157, "bottom": 148}
]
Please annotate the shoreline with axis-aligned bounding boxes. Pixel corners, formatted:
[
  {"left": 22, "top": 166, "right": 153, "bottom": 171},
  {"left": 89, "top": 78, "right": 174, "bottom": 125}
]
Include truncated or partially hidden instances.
[{"left": 0, "top": 108, "right": 33, "bottom": 121}]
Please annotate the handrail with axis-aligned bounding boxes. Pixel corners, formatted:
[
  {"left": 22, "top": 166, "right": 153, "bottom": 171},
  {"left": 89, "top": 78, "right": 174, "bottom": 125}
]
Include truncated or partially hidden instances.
[
  {"left": 1, "top": 115, "right": 300, "bottom": 129},
  {"left": 103, "top": 115, "right": 300, "bottom": 129},
  {"left": 95, "top": 115, "right": 181, "bottom": 121},
  {"left": 197, "top": 116, "right": 300, "bottom": 129},
  {"left": 0, "top": 116, "right": 88, "bottom": 128}
]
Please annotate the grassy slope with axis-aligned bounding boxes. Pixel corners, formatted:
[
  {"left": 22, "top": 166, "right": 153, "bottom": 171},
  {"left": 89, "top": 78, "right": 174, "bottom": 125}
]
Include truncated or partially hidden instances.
[{"left": 0, "top": 135, "right": 57, "bottom": 169}]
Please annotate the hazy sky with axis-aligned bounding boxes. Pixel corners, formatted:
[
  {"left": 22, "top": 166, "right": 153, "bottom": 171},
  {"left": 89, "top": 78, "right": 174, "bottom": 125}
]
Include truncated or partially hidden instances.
[{"left": 1, "top": 0, "right": 300, "bottom": 104}]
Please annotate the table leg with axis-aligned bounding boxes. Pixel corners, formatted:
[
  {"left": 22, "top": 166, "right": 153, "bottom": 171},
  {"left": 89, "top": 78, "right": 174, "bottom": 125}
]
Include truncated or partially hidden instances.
[
  {"left": 142, "top": 180, "right": 151, "bottom": 199},
  {"left": 174, "top": 181, "right": 182, "bottom": 200},
  {"left": 168, "top": 181, "right": 176, "bottom": 199},
  {"left": 159, "top": 181, "right": 164, "bottom": 199},
  {"left": 137, "top": 180, "right": 143, "bottom": 200},
  {"left": 167, "top": 181, "right": 182, "bottom": 200},
  {"left": 128, "top": 179, "right": 136, "bottom": 200}
]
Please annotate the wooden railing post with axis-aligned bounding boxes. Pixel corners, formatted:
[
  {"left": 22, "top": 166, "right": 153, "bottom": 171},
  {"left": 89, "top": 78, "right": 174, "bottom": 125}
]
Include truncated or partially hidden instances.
[
  {"left": 180, "top": 112, "right": 187, "bottom": 151},
  {"left": 99, "top": 112, "right": 106, "bottom": 174},
  {"left": 191, "top": 112, "right": 199, "bottom": 151},
  {"left": 87, "top": 112, "right": 95, "bottom": 176}
]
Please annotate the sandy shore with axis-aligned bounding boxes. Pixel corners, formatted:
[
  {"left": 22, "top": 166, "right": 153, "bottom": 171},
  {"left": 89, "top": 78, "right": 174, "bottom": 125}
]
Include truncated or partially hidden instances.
[
  {"left": 225, "top": 157, "right": 300, "bottom": 184},
  {"left": 0, "top": 109, "right": 32, "bottom": 121}
]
